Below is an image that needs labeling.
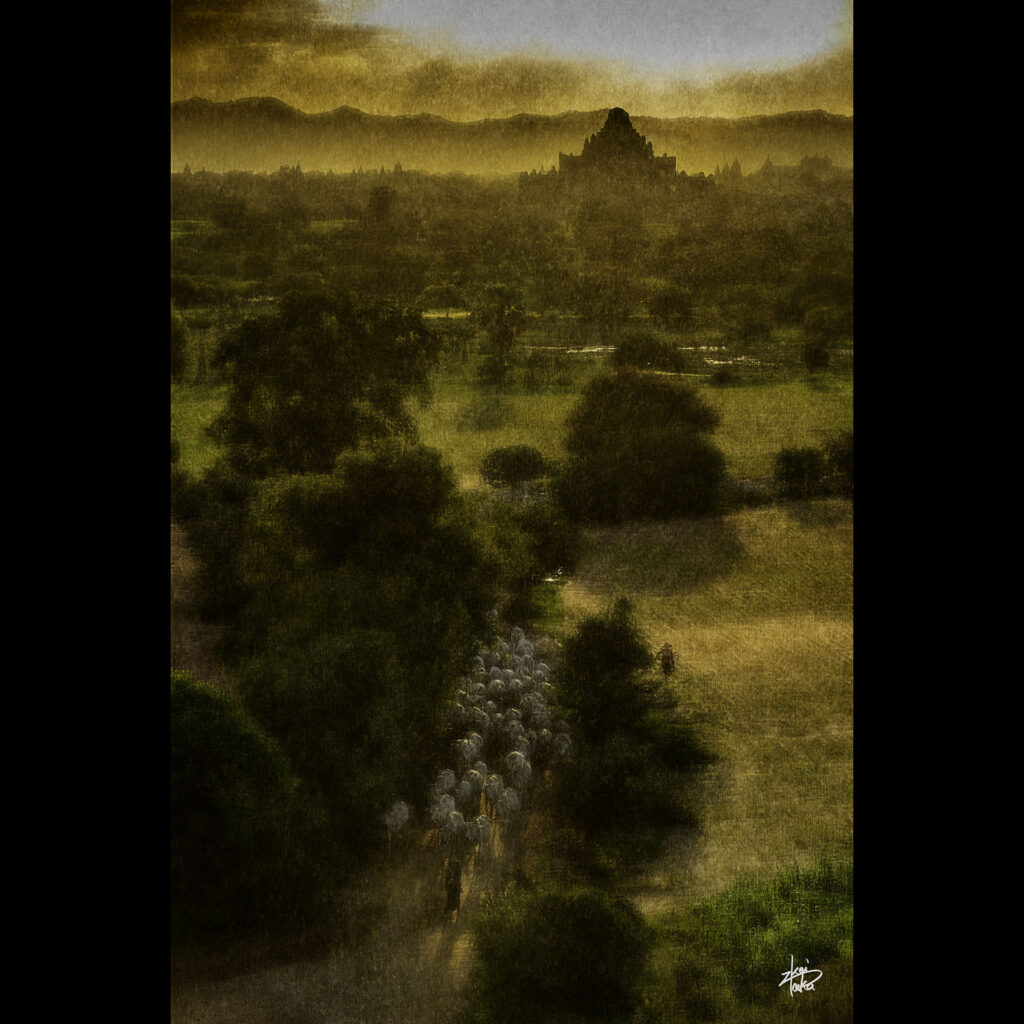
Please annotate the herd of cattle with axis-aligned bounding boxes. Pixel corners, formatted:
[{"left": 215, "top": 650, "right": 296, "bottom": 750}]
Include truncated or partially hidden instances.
[{"left": 383, "top": 626, "right": 571, "bottom": 861}]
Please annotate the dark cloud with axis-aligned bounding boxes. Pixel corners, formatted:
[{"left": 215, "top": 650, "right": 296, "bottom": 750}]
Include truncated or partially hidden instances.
[
  {"left": 170, "top": 0, "right": 385, "bottom": 50},
  {"left": 169, "top": 0, "right": 852, "bottom": 119},
  {"left": 171, "top": 0, "right": 317, "bottom": 47}
]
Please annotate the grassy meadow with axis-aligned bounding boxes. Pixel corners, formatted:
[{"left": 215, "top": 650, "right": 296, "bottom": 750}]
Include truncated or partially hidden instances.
[{"left": 171, "top": 382, "right": 227, "bottom": 475}]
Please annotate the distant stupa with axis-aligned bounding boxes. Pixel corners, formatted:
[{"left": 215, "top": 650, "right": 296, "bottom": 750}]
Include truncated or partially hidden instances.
[{"left": 558, "top": 108, "right": 676, "bottom": 183}]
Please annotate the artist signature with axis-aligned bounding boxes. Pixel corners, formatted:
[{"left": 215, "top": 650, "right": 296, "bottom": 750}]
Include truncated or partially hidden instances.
[{"left": 779, "top": 954, "right": 823, "bottom": 995}]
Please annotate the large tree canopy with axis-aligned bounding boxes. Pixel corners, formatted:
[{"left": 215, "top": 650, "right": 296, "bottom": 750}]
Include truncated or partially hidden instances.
[
  {"left": 557, "top": 369, "right": 726, "bottom": 523},
  {"left": 209, "top": 289, "right": 441, "bottom": 477},
  {"left": 235, "top": 443, "right": 499, "bottom": 872},
  {"left": 170, "top": 670, "right": 330, "bottom": 944}
]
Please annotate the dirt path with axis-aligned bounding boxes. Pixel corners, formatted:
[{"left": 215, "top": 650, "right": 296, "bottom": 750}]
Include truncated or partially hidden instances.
[{"left": 170, "top": 816, "right": 522, "bottom": 1024}]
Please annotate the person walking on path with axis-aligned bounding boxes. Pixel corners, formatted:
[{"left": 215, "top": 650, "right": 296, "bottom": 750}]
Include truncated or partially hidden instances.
[
  {"left": 658, "top": 643, "right": 675, "bottom": 676},
  {"left": 444, "top": 857, "right": 463, "bottom": 924}
]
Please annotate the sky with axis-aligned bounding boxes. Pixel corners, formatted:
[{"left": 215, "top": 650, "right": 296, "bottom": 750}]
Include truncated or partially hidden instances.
[{"left": 170, "top": 0, "right": 853, "bottom": 120}]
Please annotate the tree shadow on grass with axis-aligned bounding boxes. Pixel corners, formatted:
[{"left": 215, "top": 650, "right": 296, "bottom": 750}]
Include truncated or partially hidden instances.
[
  {"left": 805, "top": 373, "right": 846, "bottom": 393},
  {"left": 580, "top": 515, "right": 746, "bottom": 598},
  {"left": 781, "top": 499, "right": 852, "bottom": 528}
]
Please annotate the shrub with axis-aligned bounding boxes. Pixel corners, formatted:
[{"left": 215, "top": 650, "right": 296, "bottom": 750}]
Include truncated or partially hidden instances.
[
  {"left": 611, "top": 330, "right": 694, "bottom": 372},
  {"left": 480, "top": 445, "right": 547, "bottom": 488},
  {"left": 470, "top": 881, "right": 652, "bottom": 1024},
  {"left": 170, "top": 671, "right": 330, "bottom": 945},
  {"left": 471, "top": 495, "right": 581, "bottom": 623},
  {"left": 648, "top": 284, "right": 695, "bottom": 328},
  {"left": 773, "top": 447, "right": 828, "bottom": 498},
  {"left": 802, "top": 338, "right": 831, "bottom": 371},
  {"left": 804, "top": 304, "right": 851, "bottom": 344},
  {"left": 665, "top": 854, "right": 854, "bottom": 1020}
]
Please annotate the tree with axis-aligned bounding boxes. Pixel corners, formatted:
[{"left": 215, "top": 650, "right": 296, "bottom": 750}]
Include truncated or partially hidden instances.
[
  {"left": 648, "top": 284, "right": 695, "bottom": 329},
  {"left": 417, "top": 283, "right": 464, "bottom": 317},
  {"left": 170, "top": 671, "right": 330, "bottom": 945},
  {"left": 470, "top": 492, "right": 581, "bottom": 623},
  {"left": 556, "top": 370, "right": 726, "bottom": 523},
  {"left": 367, "top": 184, "right": 395, "bottom": 225},
  {"left": 802, "top": 338, "right": 830, "bottom": 371},
  {"left": 470, "top": 881, "right": 651, "bottom": 1024},
  {"left": 611, "top": 330, "right": 693, "bottom": 372},
  {"left": 210, "top": 193, "right": 249, "bottom": 231},
  {"left": 552, "top": 599, "right": 715, "bottom": 865},
  {"left": 475, "top": 283, "right": 525, "bottom": 386},
  {"left": 480, "top": 445, "right": 546, "bottom": 489},
  {"left": 234, "top": 443, "right": 498, "bottom": 874},
  {"left": 802, "top": 304, "right": 850, "bottom": 372},
  {"left": 171, "top": 309, "right": 188, "bottom": 381},
  {"left": 773, "top": 447, "right": 827, "bottom": 498},
  {"left": 208, "top": 288, "right": 442, "bottom": 477}
]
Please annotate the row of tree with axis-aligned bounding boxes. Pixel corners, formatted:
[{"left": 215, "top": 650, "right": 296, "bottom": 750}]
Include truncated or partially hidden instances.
[{"left": 170, "top": 165, "right": 853, "bottom": 336}]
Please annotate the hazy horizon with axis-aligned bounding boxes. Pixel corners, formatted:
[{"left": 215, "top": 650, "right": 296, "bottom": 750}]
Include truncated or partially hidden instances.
[{"left": 170, "top": 0, "right": 853, "bottom": 121}]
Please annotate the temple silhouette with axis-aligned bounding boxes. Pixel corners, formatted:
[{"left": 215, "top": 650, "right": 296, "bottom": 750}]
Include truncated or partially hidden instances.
[{"left": 558, "top": 108, "right": 676, "bottom": 184}]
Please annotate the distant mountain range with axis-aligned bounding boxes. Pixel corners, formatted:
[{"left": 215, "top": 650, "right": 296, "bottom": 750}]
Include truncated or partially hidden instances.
[{"left": 170, "top": 97, "right": 853, "bottom": 177}]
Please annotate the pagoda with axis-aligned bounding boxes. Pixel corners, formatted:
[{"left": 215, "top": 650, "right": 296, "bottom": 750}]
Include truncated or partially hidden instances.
[{"left": 558, "top": 108, "right": 676, "bottom": 184}]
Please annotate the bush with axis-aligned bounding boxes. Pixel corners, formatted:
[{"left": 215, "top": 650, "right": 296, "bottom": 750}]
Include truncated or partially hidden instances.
[
  {"left": 473, "top": 495, "right": 582, "bottom": 622},
  {"left": 170, "top": 460, "right": 258, "bottom": 628},
  {"left": 170, "top": 671, "right": 330, "bottom": 945},
  {"left": 804, "top": 305, "right": 851, "bottom": 344},
  {"left": 470, "top": 881, "right": 652, "bottom": 1024},
  {"left": 772, "top": 433, "right": 852, "bottom": 502},
  {"left": 648, "top": 284, "right": 695, "bottom": 328},
  {"left": 773, "top": 447, "right": 828, "bottom": 499},
  {"left": 557, "top": 370, "right": 726, "bottom": 523},
  {"left": 611, "top": 331, "right": 694, "bottom": 372},
  {"left": 480, "top": 445, "right": 547, "bottom": 488},
  {"left": 665, "top": 854, "right": 853, "bottom": 1020},
  {"left": 802, "top": 338, "right": 830, "bottom": 371}
]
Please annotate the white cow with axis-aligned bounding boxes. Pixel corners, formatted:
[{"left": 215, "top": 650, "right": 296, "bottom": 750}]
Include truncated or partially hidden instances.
[{"left": 442, "top": 810, "right": 466, "bottom": 845}]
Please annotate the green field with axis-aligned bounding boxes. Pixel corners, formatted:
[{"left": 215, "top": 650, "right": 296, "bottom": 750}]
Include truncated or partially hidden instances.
[
  {"left": 414, "top": 350, "right": 852, "bottom": 486},
  {"left": 171, "top": 382, "right": 227, "bottom": 475},
  {"left": 703, "top": 378, "right": 853, "bottom": 479},
  {"left": 171, "top": 324, "right": 853, "bottom": 488},
  {"left": 413, "top": 352, "right": 607, "bottom": 487}
]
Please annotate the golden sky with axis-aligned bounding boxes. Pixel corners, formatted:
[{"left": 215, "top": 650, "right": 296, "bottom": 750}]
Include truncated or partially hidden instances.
[{"left": 170, "top": 0, "right": 853, "bottom": 120}]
